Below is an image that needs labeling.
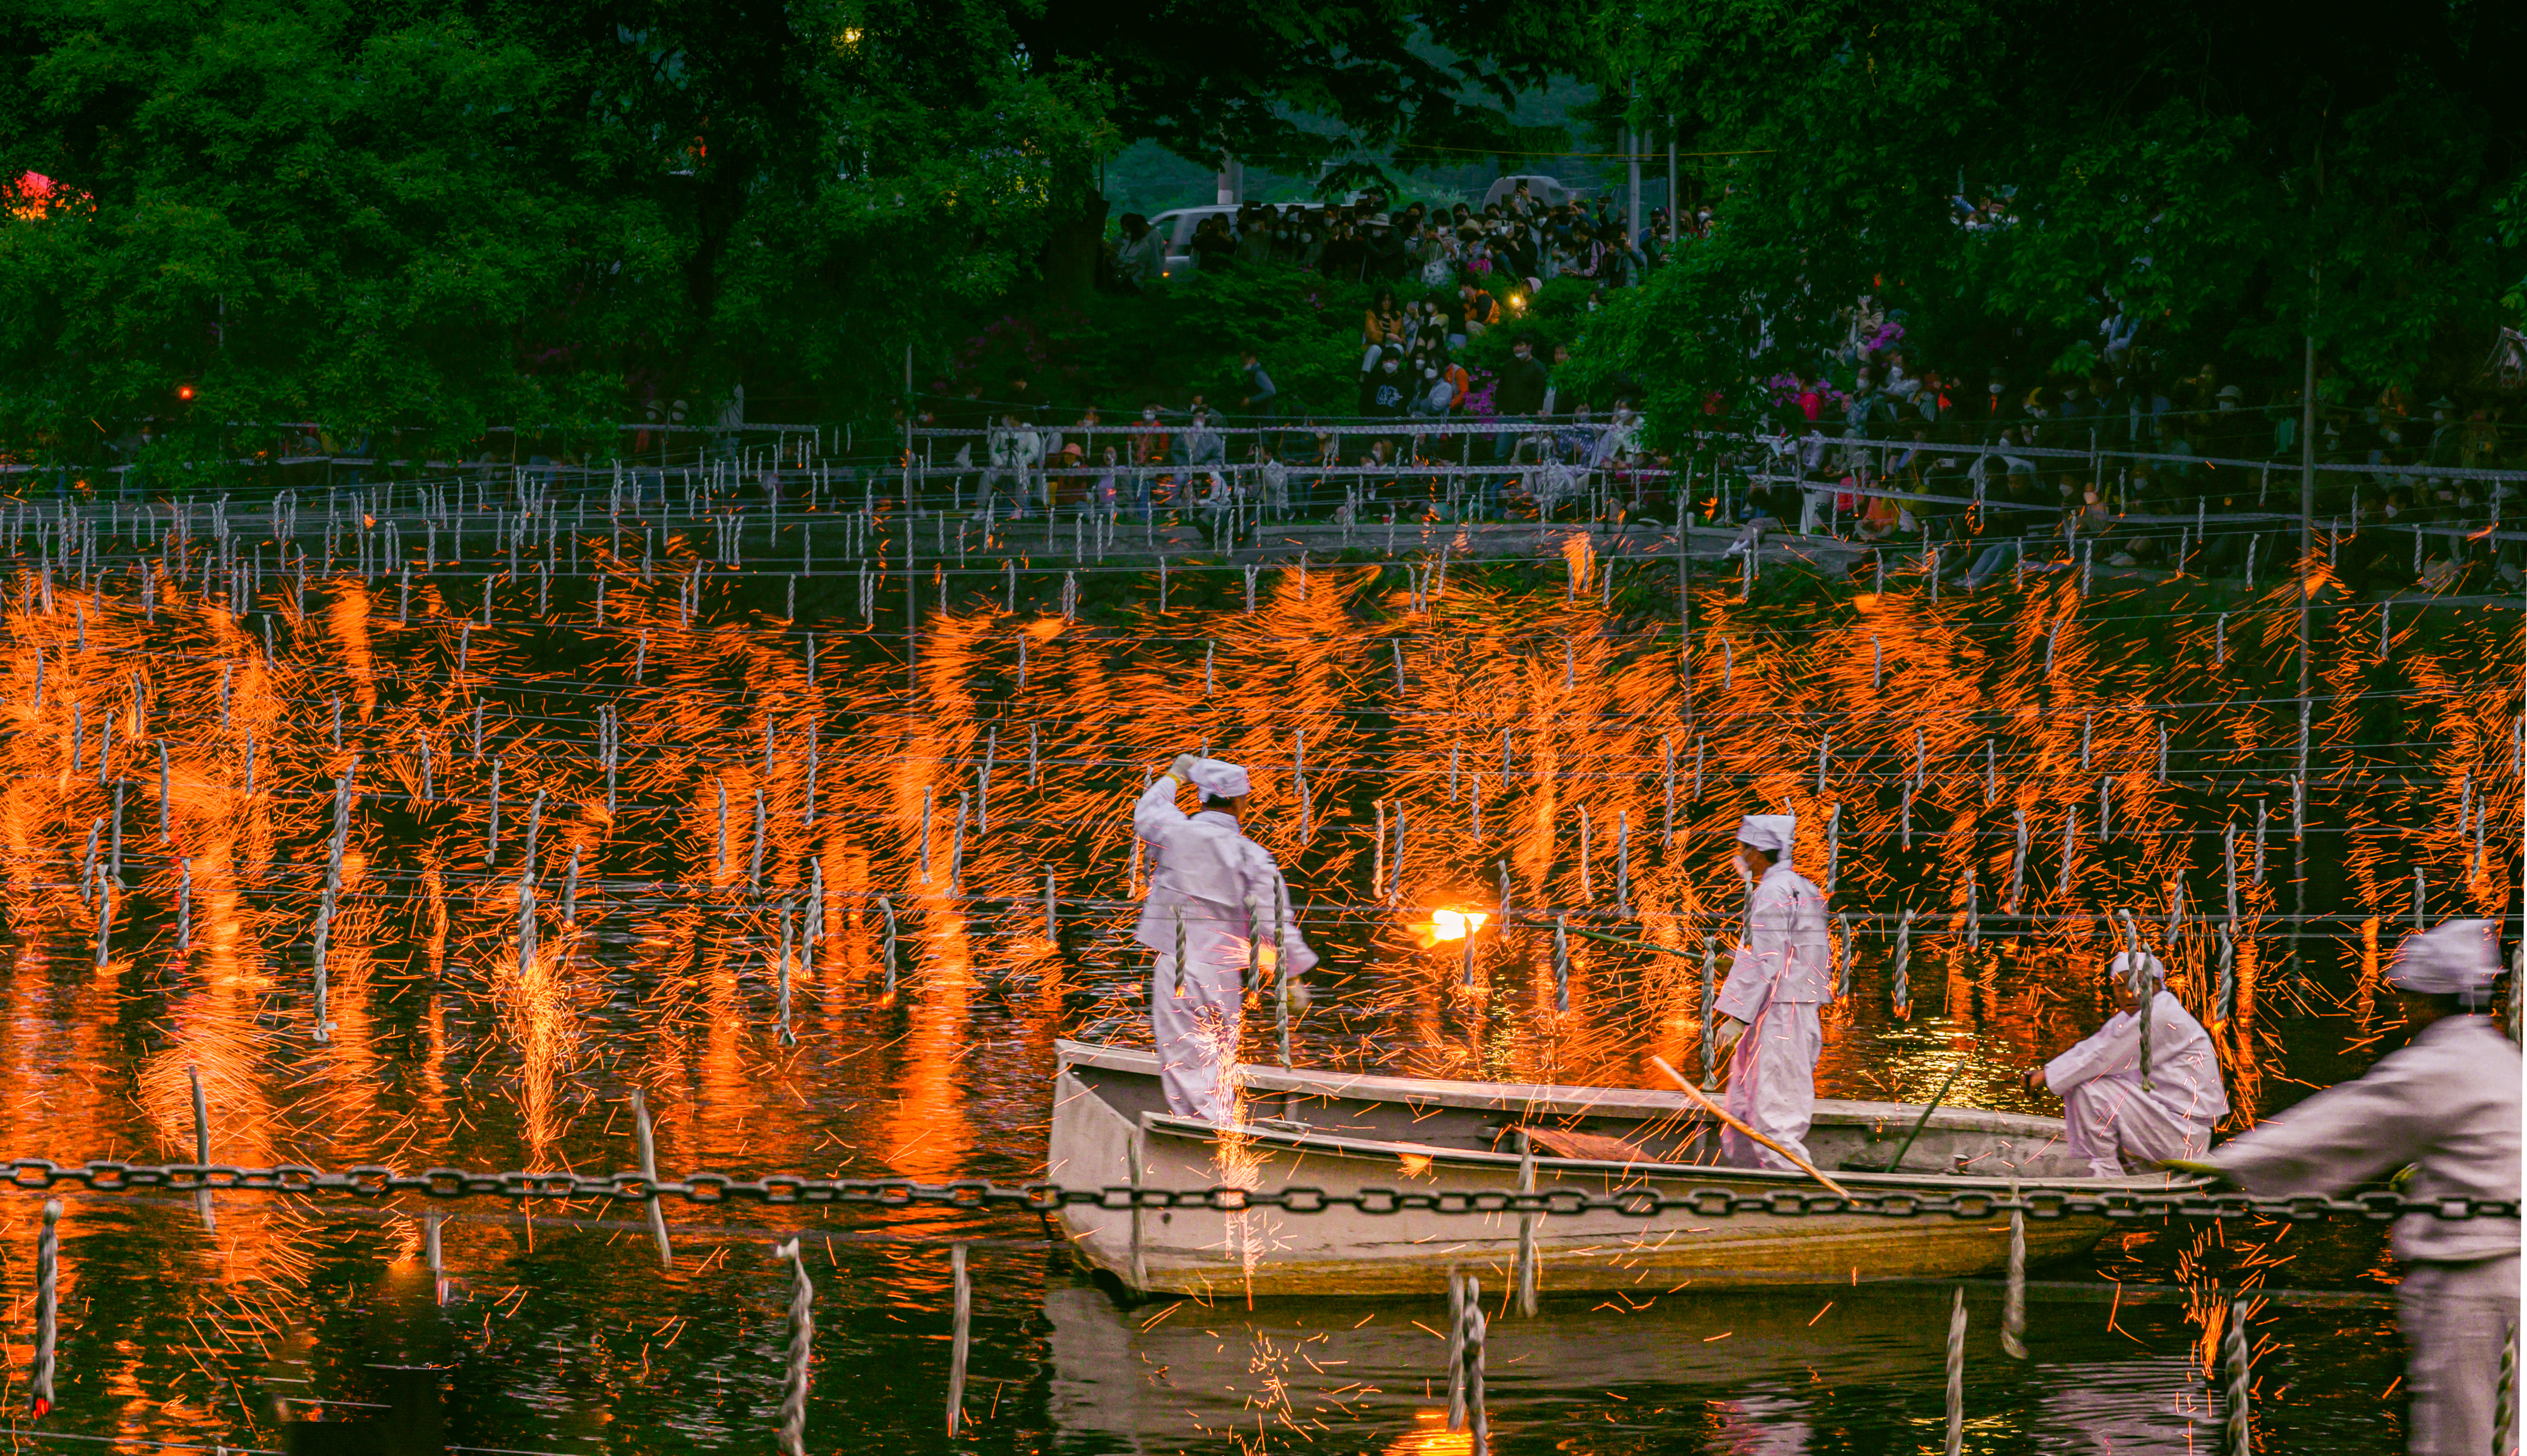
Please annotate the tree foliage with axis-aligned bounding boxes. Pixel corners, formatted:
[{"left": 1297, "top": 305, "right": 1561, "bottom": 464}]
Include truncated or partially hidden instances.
[
  {"left": 1595, "top": 0, "right": 2526, "bottom": 411},
  {"left": 0, "top": 0, "right": 1102, "bottom": 456},
  {"left": 1008, "top": 0, "right": 1578, "bottom": 182}
]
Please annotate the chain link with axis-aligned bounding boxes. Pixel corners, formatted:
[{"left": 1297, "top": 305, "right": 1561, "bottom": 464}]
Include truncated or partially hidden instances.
[{"left": 4, "top": 1160, "right": 2514, "bottom": 1224}]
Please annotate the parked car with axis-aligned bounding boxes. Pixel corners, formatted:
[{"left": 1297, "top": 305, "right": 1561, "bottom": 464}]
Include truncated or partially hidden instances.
[{"left": 1145, "top": 205, "right": 1240, "bottom": 276}]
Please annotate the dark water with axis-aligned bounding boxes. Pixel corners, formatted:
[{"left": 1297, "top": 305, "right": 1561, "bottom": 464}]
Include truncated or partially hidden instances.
[{"left": 0, "top": 522, "right": 2511, "bottom": 1453}]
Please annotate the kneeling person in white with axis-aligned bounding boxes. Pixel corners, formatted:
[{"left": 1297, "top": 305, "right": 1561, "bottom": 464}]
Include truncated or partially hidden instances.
[
  {"left": 2020, "top": 951, "right": 2226, "bottom": 1178},
  {"left": 1711, "top": 814, "right": 1834, "bottom": 1171},
  {"left": 1134, "top": 754, "right": 1316, "bottom": 1125}
]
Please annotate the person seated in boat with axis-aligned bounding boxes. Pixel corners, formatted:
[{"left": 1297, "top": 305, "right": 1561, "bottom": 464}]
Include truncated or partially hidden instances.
[
  {"left": 1710, "top": 814, "right": 1834, "bottom": 1171},
  {"left": 2018, "top": 950, "right": 2226, "bottom": 1179},
  {"left": 1133, "top": 754, "right": 1316, "bottom": 1125}
]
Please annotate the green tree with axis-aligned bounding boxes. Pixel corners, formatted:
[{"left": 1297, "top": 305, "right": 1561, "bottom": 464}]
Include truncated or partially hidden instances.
[
  {"left": 1592, "top": 0, "right": 2526, "bottom": 415},
  {"left": 1003, "top": 0, "right": 1587, "bottom": 298},
  {"left": 0, "top": 0, "right": 1103, "bottom": 462}
]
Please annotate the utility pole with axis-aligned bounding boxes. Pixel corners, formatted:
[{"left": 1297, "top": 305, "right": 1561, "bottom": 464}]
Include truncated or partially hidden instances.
[
  {"left": 1625, "top": 77, "right": 1642, "bottom": 247},
  {"left": 1627, "top": 128, "right": 1643, "bottom": 246},
  {"left": 1666, "top": 118, "right": 1679, "bottom": 231}
]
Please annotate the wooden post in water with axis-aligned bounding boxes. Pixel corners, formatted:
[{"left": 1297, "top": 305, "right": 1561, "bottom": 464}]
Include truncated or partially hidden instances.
[
  {"left": 2002, "top": 1190, "right": 2027, "bottom": 1359},
  {"left": 944, "top": 1243, "right": 972, "bottom": 1438},
  {"left": 188, "top": 1066, "right": 214, "bottom": 1231},
  {"left": 631, "top": 1088, "right": 675, "bottom": 1269}
]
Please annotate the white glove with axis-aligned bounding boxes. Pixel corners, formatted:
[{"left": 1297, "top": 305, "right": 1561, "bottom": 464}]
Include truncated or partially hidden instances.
[
  {"left": 1168, "top": 752, "right": 1199, "bottom": 779},
  {"left": 1711, "top": 1015, "right": 1748, "bottom": 1057}
]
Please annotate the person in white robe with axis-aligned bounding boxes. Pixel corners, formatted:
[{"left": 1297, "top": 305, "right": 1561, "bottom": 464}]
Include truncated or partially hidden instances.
[
  {"left": 1133, "top": 754, "right": 1316, "bottom": 1124},
  {"left": 2019, "top": 950, "right": 2227, "bottom": 1177},
  {"left": 1711, "top": 814, "right": 1834, "bottom": 1170},
  {"left": 2181, "top": 920, "right": 2519, "bottom": 1456}
]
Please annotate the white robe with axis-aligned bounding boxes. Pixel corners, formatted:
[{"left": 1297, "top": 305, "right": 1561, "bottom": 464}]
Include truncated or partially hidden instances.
[
  {"left": 2206, "top": 1014, "right": 2517, "bottom": 1263},
  {"left": 1133, "top": 776, "right": 1315, "bottom": 1124},
  {"left": 1713, "top": 861, "right": 1833, "bottom": 1170},
  {"left": 2041, "top": 989, "right": 2228, "bottom": 1177},
  {"left": 2207, "top": 1015, "right": 2520, "bottom": 1455}
]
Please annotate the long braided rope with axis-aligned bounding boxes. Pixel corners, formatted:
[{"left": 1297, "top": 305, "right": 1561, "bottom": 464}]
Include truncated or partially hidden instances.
[
  {"left": 2221, "top": 1298, "right": 2252, "bottom": 1456},
  {"left": 1445, "top": 1272, "right": 1468, "bottom": 1431},
  {"left": 33, "top": 1198, "right": 60, "bottom": 1417},
  {"left": 1943, "top": 1284, "right": 1965, "bottom": 1456},
  {"left": 2495, "top": 1318, "right": 2517, "bottom": 1456},
  {"left": 774, "top": 1237, "right": 813, "bottom": 1455}
]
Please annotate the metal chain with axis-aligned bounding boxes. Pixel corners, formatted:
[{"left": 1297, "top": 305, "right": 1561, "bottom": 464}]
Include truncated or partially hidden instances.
[{"left": 3, "top": 1160, "right": 2513, "bottom": 1223}]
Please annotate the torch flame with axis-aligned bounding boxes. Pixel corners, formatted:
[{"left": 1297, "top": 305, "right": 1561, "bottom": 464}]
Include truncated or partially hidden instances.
[{"left": 1430, "top": 909, "right": 1488, "bottom": 942}]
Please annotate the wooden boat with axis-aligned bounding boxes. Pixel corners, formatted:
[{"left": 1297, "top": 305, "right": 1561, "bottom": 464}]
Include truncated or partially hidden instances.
[{"left": 1049, "top": 1039, "right": 2195, "bottom": 1297}]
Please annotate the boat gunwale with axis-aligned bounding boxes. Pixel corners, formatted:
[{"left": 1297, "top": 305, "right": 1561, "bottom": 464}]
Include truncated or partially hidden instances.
[
  {"left": 1130, "top": 1106, "right": 2188, "bottom": 1194},
  {"left": 1052, "top": 1041, "right": 2200, "bottom": 1196},
  {"left": 1056, "top": 1038, "right": 2053, "bottom": 1133}
]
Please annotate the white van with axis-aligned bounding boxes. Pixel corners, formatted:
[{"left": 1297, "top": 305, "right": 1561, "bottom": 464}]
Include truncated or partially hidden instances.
[
  {"left": 1145, "top": 205, "right": 1240, "bottom": 276},
  {"left": 1481, "top": 174, "right": 1580, "bottom": 212}
]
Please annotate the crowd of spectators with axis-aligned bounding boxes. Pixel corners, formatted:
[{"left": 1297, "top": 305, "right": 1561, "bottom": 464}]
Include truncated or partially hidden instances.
[
  {"left": 908, "top": 183, "right": 2525, "bottom": 588},
  {"left": 1730, "top": 307, "right": 2527, "bottom": 593},
  {"left": 901, "top": 182, "right": 1705, "bottom": 524},
  {"left": 1107, "top": 181, "right": 1709, "bottom": 296}
]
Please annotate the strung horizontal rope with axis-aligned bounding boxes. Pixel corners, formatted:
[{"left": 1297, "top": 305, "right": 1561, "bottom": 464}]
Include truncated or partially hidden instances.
[{"left": 1, "top": 1160, "right": 2512, "bottom": 1223}]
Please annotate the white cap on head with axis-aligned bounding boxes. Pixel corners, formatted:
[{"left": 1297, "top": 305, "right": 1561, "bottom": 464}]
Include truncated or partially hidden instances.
[
  {"left": 1735, "top": 814, "right": 1795, "bottom": 857},
  {"left": 2387, "top": 919, "right": 2500, "bottom": 1005},
  {"left": 1186, "top": 758, "right": 1251, "bottom": 800},
  {"left": 2108, "top": 949, "right": 2165, "bottom": 994}
]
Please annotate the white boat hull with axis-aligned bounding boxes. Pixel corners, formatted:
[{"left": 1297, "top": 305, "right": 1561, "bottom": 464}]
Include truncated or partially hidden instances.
[{"left": 1047, "top": 1040, "right": 2183, "bottom": 1296}]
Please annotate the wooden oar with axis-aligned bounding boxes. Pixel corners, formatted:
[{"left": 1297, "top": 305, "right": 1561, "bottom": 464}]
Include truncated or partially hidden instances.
[
  {"left": 1884, "top": 1054, "right": 1971, "bottom": 1174},
  {"left": 1648, "top": 1056, "right": 1852, "bottom": 1198}
]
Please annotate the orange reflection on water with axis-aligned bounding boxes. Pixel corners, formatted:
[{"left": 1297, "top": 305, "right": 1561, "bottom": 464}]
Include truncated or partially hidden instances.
[{"left": 0, "top": 519, "right": 2492, "bottom": 1427}]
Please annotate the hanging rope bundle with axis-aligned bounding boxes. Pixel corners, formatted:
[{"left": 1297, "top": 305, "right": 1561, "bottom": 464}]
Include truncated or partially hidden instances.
[
  {"left": 2222, "top": 1299, "right": 2253, "bottom": 1456},
  {"left": 1944, "top": 1285, "right": 1965, "bottom": 1456},
  {"left": 775, "top": 1237, "right": 814, "bottom": 1456},
  {"left": 33, "top": 1198, "right": 59, "bottom": 1417}
]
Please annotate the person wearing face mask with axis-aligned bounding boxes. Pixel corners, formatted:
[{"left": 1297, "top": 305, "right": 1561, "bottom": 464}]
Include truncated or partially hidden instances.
[
  {"left": 1360, "top": 353, "right": 1410, "bottom": 421},
  {"left": 1708, "top": 815, "right": 1834, "bottom": 1171},
  {"left": 2173, "top": 921, "right": 2518, "bottom": 1456},
  {"left": 1180, "top": 406, "right": 1225, "bottom": 467},
  {"left": 1129, "top": 402, "right": 1171, "bottom": 469},
  {"left": 1589, "top": 397, "right": 1642, "bottom": 467}
]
